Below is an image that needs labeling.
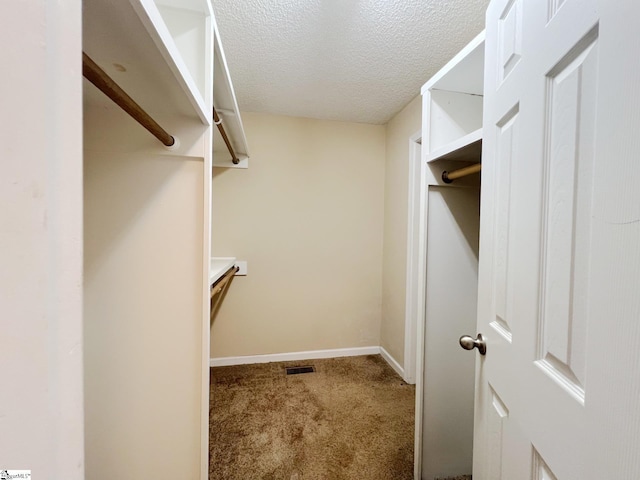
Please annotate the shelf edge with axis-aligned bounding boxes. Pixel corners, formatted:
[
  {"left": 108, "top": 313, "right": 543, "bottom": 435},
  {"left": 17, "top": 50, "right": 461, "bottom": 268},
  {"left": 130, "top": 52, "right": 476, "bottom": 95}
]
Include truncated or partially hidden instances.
[
  {"left": 426, "top": 128, "right": 483, "bottom": 163},
  {"left": 131, "top": 0, "right": 212, "bottom": 125}
]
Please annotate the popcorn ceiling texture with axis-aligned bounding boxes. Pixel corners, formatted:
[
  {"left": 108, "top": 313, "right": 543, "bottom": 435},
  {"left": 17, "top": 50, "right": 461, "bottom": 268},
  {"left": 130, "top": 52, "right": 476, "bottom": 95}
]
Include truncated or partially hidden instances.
[{"left": 212, "top": 0, "right": 489, "bottom": 124}]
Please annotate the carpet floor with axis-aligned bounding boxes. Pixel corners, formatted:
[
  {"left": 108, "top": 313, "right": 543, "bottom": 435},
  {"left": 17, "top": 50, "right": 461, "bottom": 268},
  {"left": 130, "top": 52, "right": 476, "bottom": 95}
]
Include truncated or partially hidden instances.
[{"left": 209, "top": 355, "right": 415, "bottom": 480}]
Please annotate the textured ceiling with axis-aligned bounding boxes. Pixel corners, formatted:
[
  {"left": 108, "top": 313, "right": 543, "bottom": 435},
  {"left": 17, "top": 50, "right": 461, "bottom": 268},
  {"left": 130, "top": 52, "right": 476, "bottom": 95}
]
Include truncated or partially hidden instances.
[{"left": 212, "top": 0, "right": 490, "bottom": 125}]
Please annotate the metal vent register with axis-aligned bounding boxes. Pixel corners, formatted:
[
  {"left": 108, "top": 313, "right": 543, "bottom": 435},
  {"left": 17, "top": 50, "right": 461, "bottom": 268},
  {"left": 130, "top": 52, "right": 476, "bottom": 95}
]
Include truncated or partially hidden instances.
[{"left": 285, "top": 366, "right": 315, "bottom": 375}]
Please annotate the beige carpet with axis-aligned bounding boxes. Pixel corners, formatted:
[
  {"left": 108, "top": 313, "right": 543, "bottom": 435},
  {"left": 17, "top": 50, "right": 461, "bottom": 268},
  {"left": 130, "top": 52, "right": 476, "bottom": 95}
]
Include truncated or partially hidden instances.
[{"left": 209, "top": 355, "right": 415, "bottom": 479}]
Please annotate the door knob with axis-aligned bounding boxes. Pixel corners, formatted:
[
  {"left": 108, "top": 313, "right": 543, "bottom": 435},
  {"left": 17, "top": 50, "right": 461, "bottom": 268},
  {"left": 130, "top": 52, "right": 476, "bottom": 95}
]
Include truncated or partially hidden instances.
[{"left": 459, "top": 333, "right": 486, "bottom": 355}]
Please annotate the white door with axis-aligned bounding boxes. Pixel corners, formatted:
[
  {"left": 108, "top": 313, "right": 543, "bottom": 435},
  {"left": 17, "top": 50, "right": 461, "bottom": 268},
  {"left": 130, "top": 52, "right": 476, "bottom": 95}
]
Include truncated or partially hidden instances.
[{"left": 471, "top": 0, "right": 640, "bottom": 478}]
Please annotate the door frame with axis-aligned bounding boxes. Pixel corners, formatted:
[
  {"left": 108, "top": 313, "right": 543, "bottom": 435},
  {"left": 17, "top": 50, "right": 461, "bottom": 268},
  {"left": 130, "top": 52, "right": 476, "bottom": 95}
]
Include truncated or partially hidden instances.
[
  {"left": 405, "top": 128, "right": 430, "bottom": 479},
  {"left": 404, "top": 131, "right": 423, "bottom": 386}
]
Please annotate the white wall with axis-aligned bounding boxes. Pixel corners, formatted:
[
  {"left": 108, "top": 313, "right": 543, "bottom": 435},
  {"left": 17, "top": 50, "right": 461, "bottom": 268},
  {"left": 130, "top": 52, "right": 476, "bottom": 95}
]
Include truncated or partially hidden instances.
[
  {"left": 211, "top": 112, "right": 386, "bottom": 358},
  {"left": 0, "top": 1, "right": 84, "bottom": 476}
]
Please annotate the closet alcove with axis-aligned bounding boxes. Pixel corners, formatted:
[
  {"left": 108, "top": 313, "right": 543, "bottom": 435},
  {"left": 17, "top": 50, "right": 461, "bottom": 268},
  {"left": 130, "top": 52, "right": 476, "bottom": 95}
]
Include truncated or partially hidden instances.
[
  {"left": 414, "top": 31, "right": 485, "bottom": 480},
  {"left": 82, "top": 0, "right": 247, "bottom": 477}
]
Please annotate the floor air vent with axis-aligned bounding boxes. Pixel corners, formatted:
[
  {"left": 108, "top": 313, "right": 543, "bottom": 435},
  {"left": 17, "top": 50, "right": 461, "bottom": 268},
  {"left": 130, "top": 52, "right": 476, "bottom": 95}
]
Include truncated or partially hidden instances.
[{"left": 286, "top": 366, "right": 315, "bottom": 375}]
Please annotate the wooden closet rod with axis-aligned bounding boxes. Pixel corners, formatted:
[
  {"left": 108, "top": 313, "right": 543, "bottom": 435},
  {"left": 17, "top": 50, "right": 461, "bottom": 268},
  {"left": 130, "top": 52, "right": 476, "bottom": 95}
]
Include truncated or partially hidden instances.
[
  {"left": 442, "top": 163, "right": 482, "bottom": 183},
  {"left": 213, "top": 107, "right": 239, "bottom": 164},
  {"left": 211, "top": 266, "right": 239, "bottom": 298},
  {"left": 210, "top": 265, "right": 239, "bottom": 326},
  {"left": 82, "top": 53, "right": 175, "bottom": 147}
]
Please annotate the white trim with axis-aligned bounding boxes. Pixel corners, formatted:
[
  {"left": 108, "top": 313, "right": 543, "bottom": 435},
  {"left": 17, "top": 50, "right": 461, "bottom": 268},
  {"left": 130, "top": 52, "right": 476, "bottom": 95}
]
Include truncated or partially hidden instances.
[
  {"left": 403, "top": 131, "right": 423, "bottom": 386},
  {"left": 405, "top": 106, "right": 447, "bottom": 478},
  {"left": 210, "top": 346, "right": 380, "bottom": 367},
  {"left": 200, "top": 118, "right": 213, "bottom": 480},
  {"left": 380, "top": 346, "right": 405, "bottom": 379},
  {"left": 413, "top": 94, "right": 432, "bottom": 480}
]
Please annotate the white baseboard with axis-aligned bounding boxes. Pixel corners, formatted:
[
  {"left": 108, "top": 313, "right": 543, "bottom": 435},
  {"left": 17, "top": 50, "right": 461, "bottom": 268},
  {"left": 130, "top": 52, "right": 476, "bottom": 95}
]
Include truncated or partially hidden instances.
[
  {"left": 210, "top": 346, "right": 407, "bottom": 382},
  {"left": 379, "top": 346, "right": 405, "bottom": 380},
  {"left": 209, "top": 346, "right": 381, "bottom": 367}
]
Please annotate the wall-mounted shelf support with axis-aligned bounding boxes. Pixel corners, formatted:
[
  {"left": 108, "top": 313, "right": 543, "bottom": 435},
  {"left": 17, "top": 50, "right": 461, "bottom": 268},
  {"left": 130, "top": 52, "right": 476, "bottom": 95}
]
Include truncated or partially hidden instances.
[
  {"left": 82, "top": 52, "right": 175, "bottom": 147},
  {"left": 442, "top": 163, "right": 482, "bottom": 184},
  {"left": 213, "top": 107, "right": 239, "bottom": 164}
]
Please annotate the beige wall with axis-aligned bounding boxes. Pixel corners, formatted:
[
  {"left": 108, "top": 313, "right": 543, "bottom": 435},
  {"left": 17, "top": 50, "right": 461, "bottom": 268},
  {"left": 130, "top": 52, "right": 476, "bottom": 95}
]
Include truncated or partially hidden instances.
[
  {"left": 211, "top": 113, "right": 386, "bottom": 358},
  {"left": 84, "top": 105, "right": 208, "bottom": 478},
  {"left": 380, "top": 96, "right": 422, "bottom": 366}
]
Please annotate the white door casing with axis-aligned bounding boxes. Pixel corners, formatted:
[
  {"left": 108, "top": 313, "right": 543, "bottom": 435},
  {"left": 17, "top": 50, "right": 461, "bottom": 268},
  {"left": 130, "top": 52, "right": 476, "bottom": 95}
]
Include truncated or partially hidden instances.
[
  {"left": 474, "top": 0, "right": 640, "bottom": 478},
  {"left": 404, "top": 132, "right": 423, "bottom": 385}
]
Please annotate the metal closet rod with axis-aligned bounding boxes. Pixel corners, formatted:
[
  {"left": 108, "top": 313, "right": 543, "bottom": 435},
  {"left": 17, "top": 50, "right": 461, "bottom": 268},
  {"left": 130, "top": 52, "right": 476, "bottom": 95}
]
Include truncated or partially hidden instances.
[
  {"left": 442, "top": 163, "right": 482, "bottom": 183},
  {"left": 82, "top": 52, "right": 175, "bottom": 147},
  {"left": 213, "top": 107, "right": 239, "bottom": 164}
]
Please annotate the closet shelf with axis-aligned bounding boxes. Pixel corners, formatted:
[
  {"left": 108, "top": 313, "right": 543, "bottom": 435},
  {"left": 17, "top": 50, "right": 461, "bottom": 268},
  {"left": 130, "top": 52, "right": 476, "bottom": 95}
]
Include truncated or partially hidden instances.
[
  {"left": 83, "top": 0, "right": 213, "bottom": 126},
  {"left": 426, "top": 128, "right": 482, "bottom": 163},
  {"left": 210, "top": 257, "right": 237, "bottom": 285},
  {"left": 212, "top": 21, "right": 250, "bottom": 169}
]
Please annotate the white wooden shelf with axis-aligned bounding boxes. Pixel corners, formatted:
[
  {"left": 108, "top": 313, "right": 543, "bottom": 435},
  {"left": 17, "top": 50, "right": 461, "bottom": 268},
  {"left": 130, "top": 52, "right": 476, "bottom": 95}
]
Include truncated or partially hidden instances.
[
  {"left": 210, "top": 257, "right": 237, "bottom": 285},
  {"left": 422, "top": 34, "right": 485, "bottom": 96},
  {"left": 417, "top": 29, "right": 486, "bottom": 480},
  {"left": 426, "top": 128, "right": 482, "bottom": 163},
  {"left": 212, "top": 21, "right": 250, "bottom": 169},
  {"left": 83, "top": 0, "right": 213, "bottom": 126},
  {"left": 422, "top": 31, "right": 485, "bottom": 166}
]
